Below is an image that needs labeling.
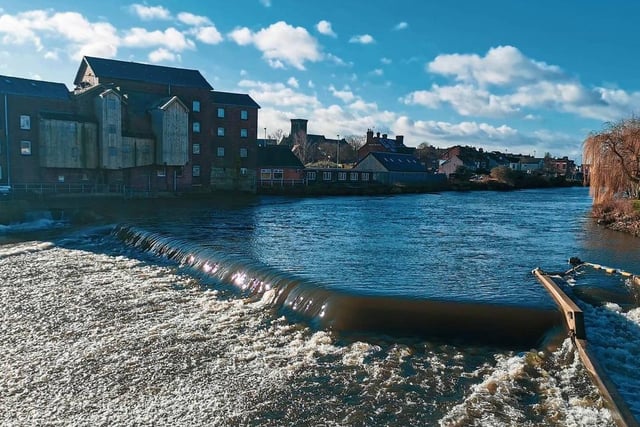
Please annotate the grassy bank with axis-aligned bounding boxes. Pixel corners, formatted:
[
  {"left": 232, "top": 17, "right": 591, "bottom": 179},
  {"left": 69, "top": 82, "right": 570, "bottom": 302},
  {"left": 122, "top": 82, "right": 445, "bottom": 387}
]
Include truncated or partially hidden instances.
[{"left": 591, "top": 199, "right": 640, "bottom": 237}]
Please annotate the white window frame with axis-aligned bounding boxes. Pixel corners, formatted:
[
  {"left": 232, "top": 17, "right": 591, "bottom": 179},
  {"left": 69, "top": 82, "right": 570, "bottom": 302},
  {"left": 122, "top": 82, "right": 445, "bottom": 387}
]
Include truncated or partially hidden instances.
[
  {"left": 217, "top": 127, "right": 225, "bottom": 137},
  {"left": 20, "top": 115, "right": 31, "bottom": 130},
  {"left": 192, "top": 100, "right": 200, "bottom": 112},
  {"left": 260, "top": 168, "right": 272, "bottom": 180},
  {"left": 217, "top": 147, "right": 225, "bottom": 157},
  {"left": 20, "top": 140, "right": 32, "bottom": 155},
  {"left": 361, "top": 172, "right": 370, "bottom": 181},
  {"left": 192, "top": 143, "right": 200, "bottom": 155},
  {"left": 338, "top": 172, "right": 347, "bottom": 181},
  {"left": 307, "top": 171, "right": 316, "bottom": 181},
  {"left": 350, "top": 172, "right": 358, "bottom": 181},
  {"left": 157, "top": 169, "right": 166, "bottom": 177},
  {"left": 273, "top": 169, "right": 284, "bottom": 180},
  {"left": 323, "top": 171, "right": 332, "bottom": 181},
  {"left": 240, "top": 147, "right": 248, "bottom": 158}
]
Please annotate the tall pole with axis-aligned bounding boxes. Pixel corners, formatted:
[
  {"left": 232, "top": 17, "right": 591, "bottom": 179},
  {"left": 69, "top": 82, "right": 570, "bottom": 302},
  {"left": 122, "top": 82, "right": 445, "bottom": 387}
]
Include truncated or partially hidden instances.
[
  {"left": 264, "top": 127, "right": 267, "bottom": 144},
  {"left": 336, "top": 134, "right": 340, "bottom": 168},
  {"left": 4, "top": 94, "right": 9, "bottom": 187}
]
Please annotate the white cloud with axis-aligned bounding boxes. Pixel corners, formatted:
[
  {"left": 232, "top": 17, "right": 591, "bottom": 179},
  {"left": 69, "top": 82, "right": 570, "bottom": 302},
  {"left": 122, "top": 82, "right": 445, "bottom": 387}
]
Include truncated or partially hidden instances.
[
  {"left": 228, "top": 21, "right": 322, "bottom": 70},
  {"left": 371, "top": 69, "right": 383, "bottom": 76},
  {"left": 394, "top": 22, "right": 408, "bottom": 30},
  {"left": 129, "top": 4, "right": 171, "bottom": 21},
  {"left": 193, "top": 26, "right": 223, "bottom": 44},
  {"left": 0, "top": 10, "right": 120, "bottom": 60},
  {"left": 287, "top": 77, "right": 299, "bottom": 88},
  {"left": 148, "top": 47, "right": 178, "bottom": 63},
  {"left": 259, "top": 0, "right": 272, "bottom": 7},
  {"left": 428, "top": 45, "right": 563, "bottom": 87},
  {"left": 177, "top": 12, "right": 211, "bottom": 27},
  {"left": 122, "top": 27, "right": 195, "bottom": 51},
  {"left": 308, "top": 80, "right": 315, "bottom": 88},
  {"left": 381, "top": 57, "right": 392, "bottom": 65},
  {"left": 316, "top": 20, "right": 336, "bottom": 37},
  {"left": 238, "top": 79, "right": 322, "bottom": 108},
  {"left": 329, "top": 85, "right": 355, "bottom": 103},
  {"left": 349, "top": 34, "right": 374, "bottom": 44}
]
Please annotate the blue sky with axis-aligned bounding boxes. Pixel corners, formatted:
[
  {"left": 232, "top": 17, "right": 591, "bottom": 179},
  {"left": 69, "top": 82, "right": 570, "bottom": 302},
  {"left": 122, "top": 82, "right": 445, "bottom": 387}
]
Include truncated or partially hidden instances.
[{"left": 1, "top": 0, "right": 639, "bottom": 161}]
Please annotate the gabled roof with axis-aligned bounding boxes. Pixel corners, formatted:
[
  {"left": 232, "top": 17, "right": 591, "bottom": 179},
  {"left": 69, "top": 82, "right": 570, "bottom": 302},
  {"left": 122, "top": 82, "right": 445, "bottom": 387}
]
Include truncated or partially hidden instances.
[
  {"left": 0, "top": 75, "right": 70, "bottom": 100},
  {"left": 258, "top": 145, "right": 304, "bottom": 169},
  {"left": 151, "top": 95, "right": 188, "bottom": 111},
  {"left": 362, "top": 152, "right": 425, "bottom": 172},
  {"left": 74, "top": 56, "right": 213, "bottom": 89},
  {"left": 211, "top": 91, "right": 260, "bottom": 108}
]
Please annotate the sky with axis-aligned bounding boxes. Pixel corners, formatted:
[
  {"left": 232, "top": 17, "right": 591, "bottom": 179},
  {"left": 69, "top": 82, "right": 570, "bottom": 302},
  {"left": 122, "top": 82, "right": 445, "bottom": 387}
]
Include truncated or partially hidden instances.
[{"left": 1, "top": 0, "right": 639, "bottom": 161}]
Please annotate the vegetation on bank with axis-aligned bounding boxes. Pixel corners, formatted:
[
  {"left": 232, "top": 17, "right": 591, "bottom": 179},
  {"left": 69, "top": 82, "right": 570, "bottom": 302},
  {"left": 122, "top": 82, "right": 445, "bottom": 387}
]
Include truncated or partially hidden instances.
[{"left": 584, "top": 116, "right": 640, "bottom": 236}]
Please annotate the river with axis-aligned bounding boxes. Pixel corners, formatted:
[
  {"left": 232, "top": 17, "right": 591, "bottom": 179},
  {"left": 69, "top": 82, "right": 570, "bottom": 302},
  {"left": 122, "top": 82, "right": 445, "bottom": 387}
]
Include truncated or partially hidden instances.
[{"left": 1, "top": 187, "right": 639, "bottom": 426}]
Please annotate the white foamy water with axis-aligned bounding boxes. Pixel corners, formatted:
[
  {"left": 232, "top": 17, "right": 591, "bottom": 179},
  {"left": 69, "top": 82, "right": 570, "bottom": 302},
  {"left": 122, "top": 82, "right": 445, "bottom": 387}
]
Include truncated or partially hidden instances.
[{"left": 0, "top": 241, "right": 619, "bottom": 426}]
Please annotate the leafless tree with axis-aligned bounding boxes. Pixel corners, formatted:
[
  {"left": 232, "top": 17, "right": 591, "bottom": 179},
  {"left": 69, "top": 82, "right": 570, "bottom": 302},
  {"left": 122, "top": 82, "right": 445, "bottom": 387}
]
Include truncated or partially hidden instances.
[
  {"left": 269, "top": 129, "right": 284, "bottom": 144},
  {"left": 583, "top": 117, "right": 640, "bottom": 204},
  {"left": 292, "top": 130, "right": 315, "bottom": 165}
]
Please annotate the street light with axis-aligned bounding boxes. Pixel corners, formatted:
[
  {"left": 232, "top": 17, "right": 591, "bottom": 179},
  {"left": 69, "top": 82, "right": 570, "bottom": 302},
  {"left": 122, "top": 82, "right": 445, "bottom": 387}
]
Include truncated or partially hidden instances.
[
  {"left": 264, "top": 127, "right": 267, "bottom": 143},
  {"left": 336, "top": 134, "right": 340, "bottom": 168}
]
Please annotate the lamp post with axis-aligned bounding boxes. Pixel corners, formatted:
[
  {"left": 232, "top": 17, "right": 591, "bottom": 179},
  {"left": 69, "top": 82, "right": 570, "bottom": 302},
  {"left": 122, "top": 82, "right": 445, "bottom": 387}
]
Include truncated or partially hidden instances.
[
  {"left": 264, "top": 127, "right": 267, "bottom": 144},
  {"left": 336, "top": 134, "right": 340, "bottom": 168}
]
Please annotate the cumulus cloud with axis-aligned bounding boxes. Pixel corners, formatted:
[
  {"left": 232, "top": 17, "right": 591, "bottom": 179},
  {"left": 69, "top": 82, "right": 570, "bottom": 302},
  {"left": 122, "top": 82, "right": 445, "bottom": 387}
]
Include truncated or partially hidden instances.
[
  {"left": 428, "top": 45, "right": 563, "bottom": 87},
  {"left": 381, "top": 57, "right": 392, "bottom": 65},
  {"left": 259, "top": 0, "right": 272, "bottom": 7},
  {"left": 316, "top": 20, "right": 336, "bottom": 37},
  {"left": 148, "top": 47, "right": 178, "bottom": 63},
  {"left": 228, "top": 21, "right": 322, "bottom": 70},
  {"left": 0, "top": 10, "right": 119, "bottom": 60},
  {"left": 402, "top": 44, "right": 640, "bottom": 122},
  {"left": 122, "top": 27, "right": 195, "bottom": 51},
  {"left": 177, "top": 12, "right": 211, "bottom": 27},
  {"left": 129, "top": 4, "right": 171, "bottom": 21},
  {"left": 192, "top": 26, "right": 223, "bottom": 44},
  {"left": 238, "top": 79, "right": 322, "bottom": 108},
  {"left": 349, "top": 34, "right": 374, "bottom": 44},
  {"left": 287, "top": 77, "right": 299, "bottom": 88},
  {"left": 329, "top": 85, "right": 356, "bottom": 103}
]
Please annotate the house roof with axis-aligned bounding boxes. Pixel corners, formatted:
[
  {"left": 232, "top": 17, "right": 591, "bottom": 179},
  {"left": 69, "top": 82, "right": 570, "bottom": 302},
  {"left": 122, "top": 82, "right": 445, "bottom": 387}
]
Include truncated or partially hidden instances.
[
  {"left": 75, "top": 56, "right": 213, "bottom": 89},
  {"left": 362, "top": 151, "right": 425, "bottom": 172},
  {"left": 211, "top": 91, "right": 260, "bottom": 108},
  {"left": 39, "top": 111, "right": 96, "bottom": 123},
  {"left": 0, "top": 75, "right": 70, "bottom": 100},
  {"left": 258, "top": 145, "right": 304, "bottom": 169}
]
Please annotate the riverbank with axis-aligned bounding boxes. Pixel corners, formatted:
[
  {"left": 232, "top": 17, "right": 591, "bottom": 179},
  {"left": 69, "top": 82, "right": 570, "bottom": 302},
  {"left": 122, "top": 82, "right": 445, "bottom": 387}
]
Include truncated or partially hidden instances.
[{"left": 591, "top": 200, "right": 640, "bottom": 237}]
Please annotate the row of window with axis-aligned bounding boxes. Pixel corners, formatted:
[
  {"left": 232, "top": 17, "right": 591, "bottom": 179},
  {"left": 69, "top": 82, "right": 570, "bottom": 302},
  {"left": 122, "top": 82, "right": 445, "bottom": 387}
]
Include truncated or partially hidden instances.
[
  {"left": 307, "top": 171, "right": 370, "bottom": 181},
  {"left": 193, "top": 100, "right": 249, "bottom": 121},
  {"left": 192, "top": 122, "right": 249, "bottom": 138},
  {"left": 192, "top": 144, "right": 248, "bottom": 158}
]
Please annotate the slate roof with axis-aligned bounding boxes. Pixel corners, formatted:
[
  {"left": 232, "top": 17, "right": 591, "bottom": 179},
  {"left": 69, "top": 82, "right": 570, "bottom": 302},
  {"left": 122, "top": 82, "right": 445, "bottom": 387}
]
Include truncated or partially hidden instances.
[
  {"left": 366, "top": 152, "right": 426, "bottom": 172},
  {"left": 211, "top": 91, "right": 260, "bottom": 108},
  {"left": 75, "top": 56, "right": 213, "bottom": 89},
  {"left": 258, "top": 145, "right": 304, "bottom": 169},
  {"left": 39, "top": 111, "right": 96, "bottom": 123},
  {"left": 0, "top": 75, "right": 70, "bottom": 100}
]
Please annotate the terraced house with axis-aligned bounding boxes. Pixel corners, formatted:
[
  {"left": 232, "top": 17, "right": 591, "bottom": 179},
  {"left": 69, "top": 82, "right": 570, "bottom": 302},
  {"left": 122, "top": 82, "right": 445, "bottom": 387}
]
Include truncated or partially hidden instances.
[{"left": 0, "top": 56, "right": 260, "bottom": 194}]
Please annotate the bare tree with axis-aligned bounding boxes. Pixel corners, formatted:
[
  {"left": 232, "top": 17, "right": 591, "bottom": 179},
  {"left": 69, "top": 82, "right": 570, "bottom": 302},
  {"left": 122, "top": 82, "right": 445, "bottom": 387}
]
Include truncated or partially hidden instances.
[
  {"left": 292, "top": 130, "right": 316, "bottom": 165},
  {"left": 583, "top": 117, "right": 640, "bottom": 204},
  {"left": 270, "top": 129, "right": 284, "bottom": 145}
]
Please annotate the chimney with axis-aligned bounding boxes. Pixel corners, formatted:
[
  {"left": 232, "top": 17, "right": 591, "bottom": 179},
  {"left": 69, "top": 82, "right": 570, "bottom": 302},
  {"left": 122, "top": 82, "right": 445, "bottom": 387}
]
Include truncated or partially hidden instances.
[
  {"left": 382, "top": 133, "right": 388, "bottom": 140},
  {"left": 396, "top": 135, "right": 404, "bottom": 145},
  {"left": 376, "top": 132, "right": 381, "bottom": 138},
  {"left": 366, "top": 129, "right": 374, "bottom": 144},
  {"left": 290, "top": 118, "right": 308, "bottom": 137}
]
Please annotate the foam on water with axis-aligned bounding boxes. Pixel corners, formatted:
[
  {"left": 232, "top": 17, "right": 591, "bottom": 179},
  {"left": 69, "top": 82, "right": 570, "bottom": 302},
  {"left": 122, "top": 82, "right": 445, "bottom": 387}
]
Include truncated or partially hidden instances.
[{"left": 0, "top": 241, "right": 619, "bottom": 425}]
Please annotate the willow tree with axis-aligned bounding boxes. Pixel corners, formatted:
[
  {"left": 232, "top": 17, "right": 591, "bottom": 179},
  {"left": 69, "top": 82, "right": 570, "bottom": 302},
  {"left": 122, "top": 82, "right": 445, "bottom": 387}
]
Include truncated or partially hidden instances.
[{"left": 583, "top": 117, "right": 640, "bottom": 205}]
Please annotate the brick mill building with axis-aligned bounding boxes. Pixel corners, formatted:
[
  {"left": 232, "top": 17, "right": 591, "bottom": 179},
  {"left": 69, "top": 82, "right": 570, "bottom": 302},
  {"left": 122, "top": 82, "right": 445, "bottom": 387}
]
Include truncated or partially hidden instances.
[{"left": 0, "top": 56, "right": 260, "bottom": 194}]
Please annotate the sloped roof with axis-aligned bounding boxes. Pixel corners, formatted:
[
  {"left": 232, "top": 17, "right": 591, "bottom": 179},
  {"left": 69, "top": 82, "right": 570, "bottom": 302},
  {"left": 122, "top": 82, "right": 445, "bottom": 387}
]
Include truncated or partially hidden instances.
[
  {"left": 258, "top": 145, "right": 304, "bottom": 169},
  {"left": 211, "top": 91, "right": 260, "bottom": 108},
  {"left": 39, "top": 111, "right": 96, "bottom": 123},
  {"left": 75, "top": 56, "right": 213, "bottom": 89},
  {"left": 0, "top": 75, "right": 70, "bottom": 100},
  {"left": 364, "top": 152, "right": 425, "bottom": 172}
]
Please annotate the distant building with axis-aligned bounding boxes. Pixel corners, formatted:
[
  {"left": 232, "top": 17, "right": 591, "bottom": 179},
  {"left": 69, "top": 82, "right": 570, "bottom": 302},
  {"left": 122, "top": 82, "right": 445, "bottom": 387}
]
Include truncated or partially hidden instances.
[
  {"left": 281, "top": 119, "right": 346, "bottom": 164},
  {"left": 353, "top": 151, "right": 445, "bottom": 186},
  {"left": 257, "top": 145, "right": 305, "bottom": 187},
  {"left": 357, "top": 129, "right": 415, "bottom": 161}
]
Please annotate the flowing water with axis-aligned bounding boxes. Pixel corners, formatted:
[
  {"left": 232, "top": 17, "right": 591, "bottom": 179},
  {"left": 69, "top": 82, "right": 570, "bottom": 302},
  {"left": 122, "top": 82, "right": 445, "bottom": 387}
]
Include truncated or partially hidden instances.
[{"left": 1, "top": 187, "right": 640, "bottom": 426}]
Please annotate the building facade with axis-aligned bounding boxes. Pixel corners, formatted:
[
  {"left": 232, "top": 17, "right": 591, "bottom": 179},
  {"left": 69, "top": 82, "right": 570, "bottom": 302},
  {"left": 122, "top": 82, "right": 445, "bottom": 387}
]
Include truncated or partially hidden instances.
[{"left": 0, "top": 56, "right": 261, "bottom": 195}]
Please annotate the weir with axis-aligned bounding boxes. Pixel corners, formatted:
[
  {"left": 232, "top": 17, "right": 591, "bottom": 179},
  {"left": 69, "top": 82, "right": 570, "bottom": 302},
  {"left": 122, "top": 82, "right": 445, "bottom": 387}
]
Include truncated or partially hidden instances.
[
  {"left": 114, "top": 224, "right": 562, "bottom": 348},
  {"left": 533, "top": 268, "right": 639, "bottom": 427}
]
